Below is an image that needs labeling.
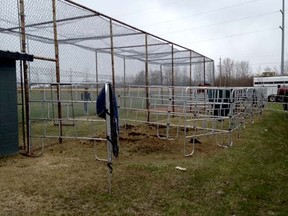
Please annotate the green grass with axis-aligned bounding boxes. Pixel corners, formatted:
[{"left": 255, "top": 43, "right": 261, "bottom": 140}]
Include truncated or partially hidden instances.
[{"left": 1, "top": 111, "right": 288, "bottom": 215}]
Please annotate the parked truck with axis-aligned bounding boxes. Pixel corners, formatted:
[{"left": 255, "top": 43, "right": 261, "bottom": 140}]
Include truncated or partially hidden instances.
[{"left": 253, "top": 75, "right": 288, "bottom": 102}]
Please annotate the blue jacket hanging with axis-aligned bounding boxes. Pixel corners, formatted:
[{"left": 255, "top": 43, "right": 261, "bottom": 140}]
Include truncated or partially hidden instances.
[{"left": 96, "top": 83, "right": 119, "bottom": 158}]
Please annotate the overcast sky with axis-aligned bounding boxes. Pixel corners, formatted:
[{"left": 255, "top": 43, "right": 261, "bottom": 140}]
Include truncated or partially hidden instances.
[{"left": 75, "top": 0, "right": 285, "bottom": 74}]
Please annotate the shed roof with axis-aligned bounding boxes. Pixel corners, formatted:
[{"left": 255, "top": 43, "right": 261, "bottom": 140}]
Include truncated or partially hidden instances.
[{"left": 0, "top": 50, "right": 34, "bottom": 62}]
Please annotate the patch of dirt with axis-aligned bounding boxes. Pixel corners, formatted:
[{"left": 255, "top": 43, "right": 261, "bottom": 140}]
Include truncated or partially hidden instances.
[
  {"left": 26, "top": 122, "right": 227, "bottom": 159},
  {"left": 119, "top": 123, "right": 227, "bottom": 157},
  {"left": 128, "top": 132, "right": 148, "bottom": 137},
  {"left": 119, "top": 123, "right": 177, "bottom": 154},
  {"left": 122, "top": 123, "right": 221, "bottom": 157},
  {"left": 146, "top": 123, "right": 167, "bottom": 129},
  {"left": 121, "top": 123, "right": 135, "bottom": 130}
]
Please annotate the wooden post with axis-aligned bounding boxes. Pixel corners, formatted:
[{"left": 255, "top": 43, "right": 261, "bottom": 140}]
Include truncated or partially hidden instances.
[
  {"left": 145, "top": 34, "right": 150, "bottom": 122},
  {"left": 109, "top": 19, "right": 115, "bottom": 91},
  {"left": 52, "top": 0, "right": 63, "bottom": 143},
  {"left": 19, "top": 0, "right": 30, "bottom": 153}
]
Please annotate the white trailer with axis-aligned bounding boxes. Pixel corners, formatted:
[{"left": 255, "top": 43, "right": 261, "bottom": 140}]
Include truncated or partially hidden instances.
[{"left": 253, "top": 76, "right": 288, "bottom": 102}]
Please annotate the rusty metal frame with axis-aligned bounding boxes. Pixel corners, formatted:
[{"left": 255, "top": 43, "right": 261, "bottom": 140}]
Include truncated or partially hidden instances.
[{"left": 52, "top": 0, "right": 63, "bottom": 143}]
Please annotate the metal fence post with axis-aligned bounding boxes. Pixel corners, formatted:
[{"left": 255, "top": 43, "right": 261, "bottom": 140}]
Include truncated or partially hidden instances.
[
  {"left": 95, "top": 51, "right": 99, "bottom": 95},
  {"left": 171, "top": 44, "right": 175, "bottom": 114},
  {"left": 189, "top": 51, "right": 192, "bottom": 87},
  {"left": 109, "top": 19, "right": 115, "bottom": 91},
  {"left": 145, "top": 33, "right": 150, "bottom": 122}
]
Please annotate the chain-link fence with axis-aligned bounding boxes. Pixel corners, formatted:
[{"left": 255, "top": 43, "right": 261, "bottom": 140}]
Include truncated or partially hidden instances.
[{"left": 0, "top": 0, "right": 214, "bottom": 155}]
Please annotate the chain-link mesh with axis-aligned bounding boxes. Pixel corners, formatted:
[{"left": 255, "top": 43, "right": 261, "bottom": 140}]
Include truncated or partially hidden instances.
[{"left": 1, "top": 0, "right": 214, "bottom": 155}]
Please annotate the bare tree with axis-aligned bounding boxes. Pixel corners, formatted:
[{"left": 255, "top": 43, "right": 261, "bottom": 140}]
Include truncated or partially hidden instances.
[
  {"left": 133, "top": 70, "right": 145, "bottom": 85},
  {"left": 222, "top": 58, "right": 234, "bottom": 86},
  {"left": 235, "top": 61, "right": 252, "bottom": 86},
  {"left": 206, "top": 63, "right": 214, "bottom": 85},
  {"left": 215, "top": 59, "right": 253, "bottom": 87},
  {"left": 193, "top": 63, "right": 203, "bottom": 85},
  {"left": 149, "top": 70, "right": 161, "bottom": 85},
  {"left": 272, "top": 66, "right": 279, "bottom": 75},
  {"left": 263, "top": 66, "right": 272, "bottom": 72},
  {"left": 162, "top": 67, "right": 172, "bottom": 86}
]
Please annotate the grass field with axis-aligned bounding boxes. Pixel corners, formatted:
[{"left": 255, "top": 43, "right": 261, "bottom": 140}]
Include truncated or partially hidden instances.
[{"left": 1, "top": 111, "right": 288, "bottom": 215}]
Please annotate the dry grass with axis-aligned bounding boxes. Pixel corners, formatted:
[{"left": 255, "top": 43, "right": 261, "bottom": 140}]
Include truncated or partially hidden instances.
[{"left": 1, "top": 111, "right": 288, "bottom": 215}]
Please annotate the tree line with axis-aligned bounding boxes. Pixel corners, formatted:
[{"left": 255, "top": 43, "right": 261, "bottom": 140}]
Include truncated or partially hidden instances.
[
  {"left": 215, "top": 58, "right": 253, "bottom": 87},
  {"left": 131, "top": 58, "right": 254, "bottom": 87}
]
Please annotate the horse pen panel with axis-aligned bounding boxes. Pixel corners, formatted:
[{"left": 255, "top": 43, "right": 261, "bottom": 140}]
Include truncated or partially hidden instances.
[
  {"left": 28, "top": 83, "right": 108, "bottom": 155},
  {"left": 0, "top": 0, "right": 286, "bottom": 161}
]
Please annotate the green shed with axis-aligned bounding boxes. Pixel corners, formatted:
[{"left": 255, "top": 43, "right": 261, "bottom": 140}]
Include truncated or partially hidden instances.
[{"left": 0, "top": 50, "right": 33, "bottom": 157}]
